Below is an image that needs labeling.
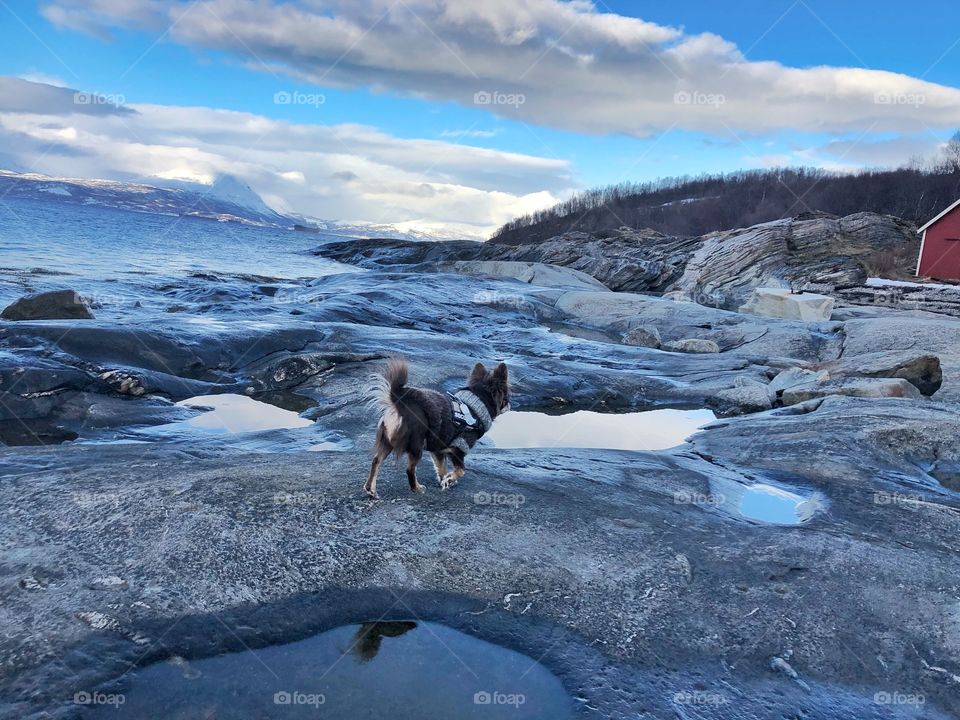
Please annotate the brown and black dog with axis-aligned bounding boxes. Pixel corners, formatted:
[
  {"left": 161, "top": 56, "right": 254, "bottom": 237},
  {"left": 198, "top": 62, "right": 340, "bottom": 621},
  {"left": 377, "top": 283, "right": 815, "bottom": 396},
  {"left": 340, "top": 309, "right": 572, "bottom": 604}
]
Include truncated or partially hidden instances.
[{"left": 364, "top": 358, "right": 510, "bottom": 499}]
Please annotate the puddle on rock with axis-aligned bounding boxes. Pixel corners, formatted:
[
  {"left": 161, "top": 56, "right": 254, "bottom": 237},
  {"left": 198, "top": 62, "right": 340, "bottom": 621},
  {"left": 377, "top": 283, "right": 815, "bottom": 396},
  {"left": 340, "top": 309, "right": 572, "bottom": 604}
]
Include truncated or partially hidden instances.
[
  {"left": 175, "top": 394, "right": 315, "bottom": 433},
  {"left": 81, "top": 393, "right": 352, "bottom": 455},
  {"left": 739, "top": 484, "right": 817, "bottom": 524},
  {"left": 709, "top": 476, "right": 823, "bottom": 526},
  {"left": 89, "top": 621, "right": 573, "bottom": 719},
  {"left": 484, "top": 408, "right": 715, "bottom": 451}
]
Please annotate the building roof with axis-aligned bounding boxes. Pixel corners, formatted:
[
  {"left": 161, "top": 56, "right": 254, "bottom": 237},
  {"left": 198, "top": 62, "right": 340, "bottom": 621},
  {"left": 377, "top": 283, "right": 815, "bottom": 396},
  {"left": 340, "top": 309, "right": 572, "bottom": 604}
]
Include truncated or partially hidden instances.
[{"left": 919, "top": 197, "right": 960, "bottom": 233}]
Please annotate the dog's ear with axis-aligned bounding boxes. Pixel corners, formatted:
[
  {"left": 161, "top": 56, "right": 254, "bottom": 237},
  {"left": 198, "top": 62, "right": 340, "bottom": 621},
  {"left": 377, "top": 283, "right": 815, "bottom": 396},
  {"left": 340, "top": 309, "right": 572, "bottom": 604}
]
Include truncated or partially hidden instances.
[
  {"left": 493, "top": 362, "right": 508, "bottom": 382},
  {"left": 468, "top": 362, "right": 487, "bottom": 384}
]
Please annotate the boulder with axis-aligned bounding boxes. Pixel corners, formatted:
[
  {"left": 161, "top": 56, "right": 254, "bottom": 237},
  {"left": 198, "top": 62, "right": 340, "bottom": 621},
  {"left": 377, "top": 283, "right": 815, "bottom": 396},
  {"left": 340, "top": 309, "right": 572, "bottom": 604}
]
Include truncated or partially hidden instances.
[
  {"left": 816, "top": 351, "right": 942, "bottom": 397},
  {"left": 621, "top": 325, "right": 661, "bottom": 348},
  {"left": 768, "top": 367, "right": 829, "bottom": 396},
  {"left": 739, "top": 288, "right": 834, "bottom": 322},
  {"left": 781, "top": 377, "right": 922, "bottom": 405},
  {"left": 663, "top": 338, "right": 720, "bottom": 354},
  {"left": 1, "top": 290, "right": 94, "bottom": 320},
  {"left": 715, "top": 379, "right": 773, "bottom": 414}
]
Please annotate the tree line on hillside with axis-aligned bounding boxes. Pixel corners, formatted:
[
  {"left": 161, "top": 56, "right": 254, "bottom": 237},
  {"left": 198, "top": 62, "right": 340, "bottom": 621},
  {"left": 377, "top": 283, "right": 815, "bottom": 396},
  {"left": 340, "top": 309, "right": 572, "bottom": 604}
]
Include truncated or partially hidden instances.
[{"left": 491, "top": 133, "right": 960, "bottom": 245}]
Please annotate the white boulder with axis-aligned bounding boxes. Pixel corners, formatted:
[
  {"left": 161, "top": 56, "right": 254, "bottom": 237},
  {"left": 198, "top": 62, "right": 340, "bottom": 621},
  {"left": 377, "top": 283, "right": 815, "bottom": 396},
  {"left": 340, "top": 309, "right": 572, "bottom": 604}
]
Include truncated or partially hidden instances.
[{"left": 739, "top": 288, "right": 834, "bottom": 322}]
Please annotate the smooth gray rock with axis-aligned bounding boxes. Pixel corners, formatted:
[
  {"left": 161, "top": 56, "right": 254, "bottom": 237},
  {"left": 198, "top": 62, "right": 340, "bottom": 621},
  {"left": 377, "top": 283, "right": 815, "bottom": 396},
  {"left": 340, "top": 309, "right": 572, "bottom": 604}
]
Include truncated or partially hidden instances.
[
  {"left": 620, "top": 325, "right": 661, "bottom": 348},
  {"left": 1, "top": 289, "right": 93, "bottom": 320},
  {"left": 768, "top": 366, "right": 828, "bottom": 395},
  {"left": 663, "top": 338, "right": 720, "bottom": 354},
  {"left": 816, "top": 351, "right": 942, "bottom": 397},
  {"left": 781, "top": 377, "right": 923, "bottom": 404},
  {"left": 442, "top": 260, "right": 609, "bottom": 291},
  {"left": 714, "top": 379, "right": 773, "bottom": 414}
]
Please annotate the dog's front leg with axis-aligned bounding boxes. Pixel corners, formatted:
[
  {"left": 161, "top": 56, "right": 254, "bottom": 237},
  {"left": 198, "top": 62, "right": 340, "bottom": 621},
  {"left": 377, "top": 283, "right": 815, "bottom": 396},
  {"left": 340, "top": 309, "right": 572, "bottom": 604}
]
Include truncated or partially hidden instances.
[
  {"left": 406, "top": 452, "right": 425, "bottom": 494},
  {"left": 440, "top": 450, "right": 466, "bottom": 490},
  {"left": 430, "top": 453, "right": 447, "bottom": 485}
]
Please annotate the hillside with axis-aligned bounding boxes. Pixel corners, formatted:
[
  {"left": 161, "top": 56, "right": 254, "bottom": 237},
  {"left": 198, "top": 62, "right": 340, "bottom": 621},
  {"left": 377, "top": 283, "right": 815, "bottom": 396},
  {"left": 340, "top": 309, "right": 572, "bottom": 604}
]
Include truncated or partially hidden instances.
[{"left": 491, "top": 168, "right": 960, "bottom": 244}]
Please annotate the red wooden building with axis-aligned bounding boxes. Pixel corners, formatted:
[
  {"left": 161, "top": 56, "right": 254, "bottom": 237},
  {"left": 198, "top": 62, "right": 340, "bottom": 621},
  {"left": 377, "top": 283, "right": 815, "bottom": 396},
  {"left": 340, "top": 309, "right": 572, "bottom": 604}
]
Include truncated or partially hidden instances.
[{"left": 917, "top": 198, "right": 960, "bottom": 280}]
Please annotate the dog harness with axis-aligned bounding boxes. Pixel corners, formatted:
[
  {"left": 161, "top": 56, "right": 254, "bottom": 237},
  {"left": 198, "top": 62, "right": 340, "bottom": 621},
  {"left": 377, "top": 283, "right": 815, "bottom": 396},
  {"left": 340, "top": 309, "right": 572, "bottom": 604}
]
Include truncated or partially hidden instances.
[{"left": 448, "top": 389, "right": 493, "bottom": 454}]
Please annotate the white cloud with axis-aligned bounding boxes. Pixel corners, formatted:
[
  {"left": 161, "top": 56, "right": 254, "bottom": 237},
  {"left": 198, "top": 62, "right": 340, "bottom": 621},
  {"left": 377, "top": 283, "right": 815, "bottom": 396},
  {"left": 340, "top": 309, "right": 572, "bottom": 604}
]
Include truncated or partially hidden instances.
[
  {"left": 38, "top": 0, "right": 960, "bottom": 136},
  {"left": 0, "top": 78, "right": 572, "bottom": 237}
]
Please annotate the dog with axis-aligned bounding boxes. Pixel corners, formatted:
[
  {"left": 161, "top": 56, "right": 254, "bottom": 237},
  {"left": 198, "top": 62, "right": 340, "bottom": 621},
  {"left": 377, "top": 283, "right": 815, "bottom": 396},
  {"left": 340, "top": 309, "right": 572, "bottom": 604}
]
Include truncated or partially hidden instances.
[{"left": 364, "top": 358, "right": 510, "bottom": 499}]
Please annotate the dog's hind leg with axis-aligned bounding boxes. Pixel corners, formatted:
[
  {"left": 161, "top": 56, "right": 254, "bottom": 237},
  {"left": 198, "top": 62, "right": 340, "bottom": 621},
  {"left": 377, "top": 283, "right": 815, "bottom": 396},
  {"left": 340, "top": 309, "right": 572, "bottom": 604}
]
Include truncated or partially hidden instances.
[
  {"left": 430, "top": 452, "right": 447, "bottom": 485},
  {"left": 364, "top": 426, "right": 391, "bottom": 499},
  {"left": 440, "top": 449, "right": 466, "bottom": 491},
  {"left": 406, "top": 450, "right": 425, "bottom": 494}
]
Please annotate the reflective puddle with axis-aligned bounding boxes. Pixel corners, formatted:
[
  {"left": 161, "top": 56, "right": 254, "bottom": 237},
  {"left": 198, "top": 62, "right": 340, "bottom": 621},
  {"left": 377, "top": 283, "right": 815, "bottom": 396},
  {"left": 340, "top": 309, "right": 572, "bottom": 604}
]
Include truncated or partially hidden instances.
[
  {"left": 739, "top": 484, "right": 817, "bottom": 524},
  {"left": 174, "top": 394, "right": 314, "bottom": 433},
  {"left": 88, "top": 621, "right": 573, "bottom": 719},
  {"left": 485, "top": 408, "right": 715, "bottom": 451},
  {"left": 709, "top": 476, "right": 823, "bottom": 526}
]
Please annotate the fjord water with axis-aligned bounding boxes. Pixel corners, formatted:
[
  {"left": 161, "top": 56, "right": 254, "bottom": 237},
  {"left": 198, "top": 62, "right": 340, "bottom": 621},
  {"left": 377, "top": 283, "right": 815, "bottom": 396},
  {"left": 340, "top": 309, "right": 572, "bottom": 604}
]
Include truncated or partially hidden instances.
[
  {"left": 89, "top": 622, "right": 573, "bottom": 719},
  {"left": 0, "top": 196, "right": 348, "bottom": 281}
]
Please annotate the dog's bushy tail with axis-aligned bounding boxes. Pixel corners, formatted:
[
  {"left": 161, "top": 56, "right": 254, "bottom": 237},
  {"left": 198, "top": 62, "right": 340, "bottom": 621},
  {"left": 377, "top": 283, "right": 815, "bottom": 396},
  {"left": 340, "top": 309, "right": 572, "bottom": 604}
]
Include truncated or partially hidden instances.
[{"left": 384, "top": 357, "right": 408, "bottom": 405}]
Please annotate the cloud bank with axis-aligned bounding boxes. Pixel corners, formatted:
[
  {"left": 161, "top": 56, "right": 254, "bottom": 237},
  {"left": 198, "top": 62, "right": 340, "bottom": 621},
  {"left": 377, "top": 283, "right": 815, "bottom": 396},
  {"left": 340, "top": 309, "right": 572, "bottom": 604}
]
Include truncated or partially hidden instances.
[
  {"left": 0, "top": 78, "right": 572, "bottom": 236},
  {"left": 40, "top": 0, "right": 960, "bottom": 136}
]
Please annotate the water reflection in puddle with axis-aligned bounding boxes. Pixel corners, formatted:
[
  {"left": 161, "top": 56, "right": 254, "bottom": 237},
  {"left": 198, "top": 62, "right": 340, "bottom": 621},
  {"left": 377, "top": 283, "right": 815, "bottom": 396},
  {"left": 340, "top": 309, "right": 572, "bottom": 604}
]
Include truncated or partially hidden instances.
[
  {"left": 176, "top": 394, "right": 314, "bottom": 433},
  {"left": 485, "top": 409, "right": 715, "bottom": 451},
  {"left": 90, "top": 621, "right": 573, "bottom": 719},
  {"left": 739, "top": 484, "right": 815, "bottom": 525},
  {"left": 708, "top": 476, "right": 823, "bottom": 526}
]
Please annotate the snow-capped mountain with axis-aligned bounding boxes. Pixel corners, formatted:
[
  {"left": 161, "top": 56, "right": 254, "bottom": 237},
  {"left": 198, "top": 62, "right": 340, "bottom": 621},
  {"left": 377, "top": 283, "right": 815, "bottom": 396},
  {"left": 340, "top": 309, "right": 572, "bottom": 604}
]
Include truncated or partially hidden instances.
[
  {"left": 0, "top": 170, "right": 290, "bottom": 227},
  {"left": 0, "top": 169, "right": 478, "bottom": 240}
]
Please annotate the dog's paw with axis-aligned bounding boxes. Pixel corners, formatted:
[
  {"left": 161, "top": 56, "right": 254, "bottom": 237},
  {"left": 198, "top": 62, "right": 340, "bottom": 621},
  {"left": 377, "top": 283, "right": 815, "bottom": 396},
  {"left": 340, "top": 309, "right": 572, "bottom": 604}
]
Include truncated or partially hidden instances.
[
  {"left": 440, "top": 473, "right": 458, "bottom": 490},
  {"left": 412, "top": 482, "right": 425, "bottom": 494},
  {"left": 365, "top": 488, "right": 380, "bottom": 500}
]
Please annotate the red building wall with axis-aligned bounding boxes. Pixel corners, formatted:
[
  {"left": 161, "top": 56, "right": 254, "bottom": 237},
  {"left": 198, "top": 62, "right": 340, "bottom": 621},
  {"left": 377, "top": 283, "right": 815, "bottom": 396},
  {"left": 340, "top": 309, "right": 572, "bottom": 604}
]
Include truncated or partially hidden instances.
[{"left": 919, "top": 209, "right": 960, "bottom": 280}]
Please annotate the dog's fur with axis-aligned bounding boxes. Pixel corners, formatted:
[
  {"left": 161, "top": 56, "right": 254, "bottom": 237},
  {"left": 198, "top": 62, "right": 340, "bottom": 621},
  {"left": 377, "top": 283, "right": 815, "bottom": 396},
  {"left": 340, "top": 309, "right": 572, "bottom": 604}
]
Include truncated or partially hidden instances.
[{"left": 364, "top": 358, "right": 510, "bottom": 499}]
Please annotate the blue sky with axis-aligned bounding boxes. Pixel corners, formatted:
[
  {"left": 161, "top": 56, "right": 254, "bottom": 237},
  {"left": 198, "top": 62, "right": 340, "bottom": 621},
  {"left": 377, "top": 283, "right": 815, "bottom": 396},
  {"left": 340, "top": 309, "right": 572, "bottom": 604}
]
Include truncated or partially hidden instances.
[{"left": 1, "top": 1, "right": 958, "bottom": 234}]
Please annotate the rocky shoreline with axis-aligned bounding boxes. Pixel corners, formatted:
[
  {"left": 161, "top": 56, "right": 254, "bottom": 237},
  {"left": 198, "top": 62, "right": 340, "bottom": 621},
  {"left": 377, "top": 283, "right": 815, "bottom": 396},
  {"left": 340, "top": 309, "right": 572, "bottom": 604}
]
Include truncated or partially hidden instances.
[{"left": 1, "top": 216, "right": 960, "bottom": 718}]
